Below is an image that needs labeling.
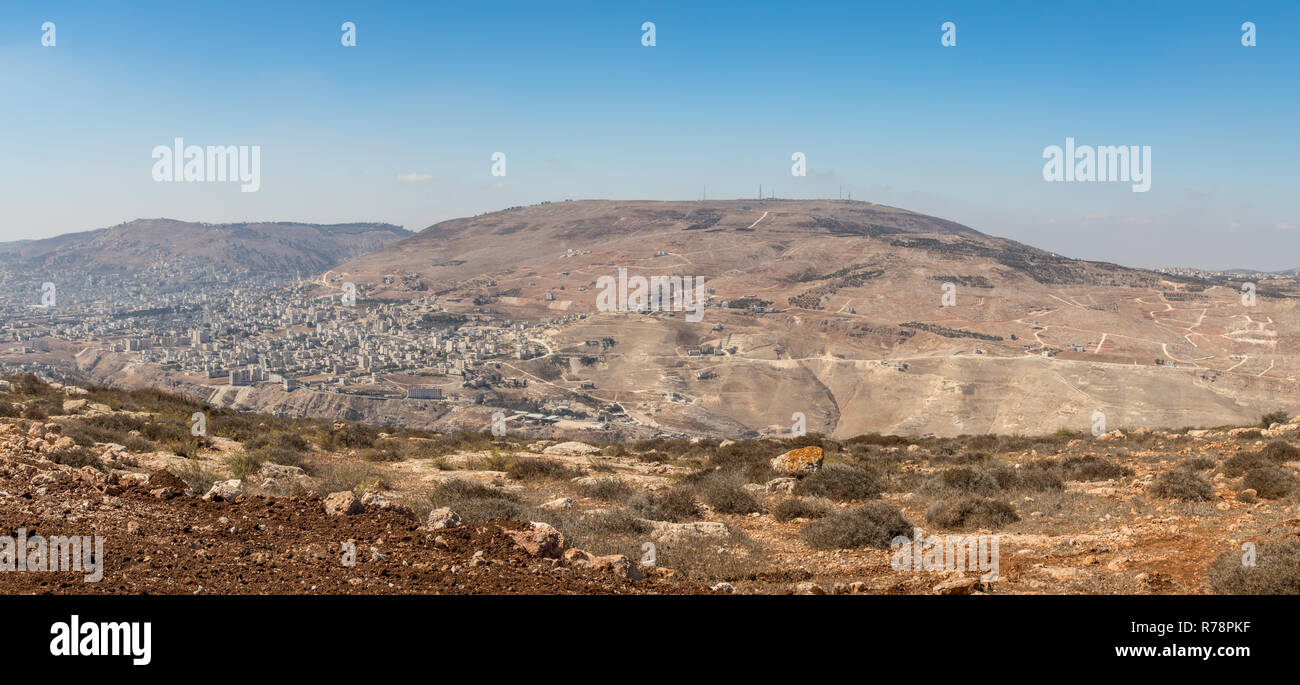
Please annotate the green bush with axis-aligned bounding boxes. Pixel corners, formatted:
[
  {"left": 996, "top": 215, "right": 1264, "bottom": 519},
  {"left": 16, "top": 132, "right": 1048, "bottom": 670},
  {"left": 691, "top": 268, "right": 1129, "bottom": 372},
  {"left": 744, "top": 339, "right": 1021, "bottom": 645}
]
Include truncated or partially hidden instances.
[{"left": 223, "top": 450, "right": 263, "bottom": 479}]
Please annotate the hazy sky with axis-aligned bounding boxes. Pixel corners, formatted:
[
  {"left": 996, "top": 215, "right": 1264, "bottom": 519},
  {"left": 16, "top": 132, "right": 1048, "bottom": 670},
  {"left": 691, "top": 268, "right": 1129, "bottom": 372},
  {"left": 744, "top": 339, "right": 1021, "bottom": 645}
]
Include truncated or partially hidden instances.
[{"left": 1, "top": 1, "right": 1297, "bottom": 271}]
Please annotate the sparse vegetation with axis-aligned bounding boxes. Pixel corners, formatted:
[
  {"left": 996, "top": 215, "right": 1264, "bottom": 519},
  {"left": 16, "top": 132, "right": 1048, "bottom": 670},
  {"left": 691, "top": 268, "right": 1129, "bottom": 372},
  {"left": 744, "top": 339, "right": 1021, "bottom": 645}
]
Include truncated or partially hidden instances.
[
  {"left": 576, "top": 477, "right": 635, "bottom": 502},
  {"left": 1260, "top": 440, "right": 1300, "bottom": 463},
  {"left": 1242, "top": 467, "right": 1298, "bottom": 499},
  {"left": 799, "top": 501, "right": 913, "bottom": 550},
  {"left": 1182, "top": 456, "right": 1217, "bottom": 471},
  {"left": 1149, "top": 469, "right": 1214, "bottom": 501},
  {"left": 1048, "top": 455, "right": 1133, "bottom": 482},
  {"left": 772, "top": 497, "right": 834, "bottom": 522},
  {"left": 1208, "top": 539, "right": 1300, "bottom": 594},
  {"left": 922, "top": 466, "right": 1001, "bottom": 495},
  {"left": 1260, "top": 411, "right": 1290, "bottom": 428},
  {"left": 223, "top": 450, "right": 263, "bottom": 479},
  {"left": 925, "top": 496, "right": 1020, "bottom": 530},
  {"left": 46, "top": 446, "right": 104, "bottom": 471},
  {"left": 507, "top": 457, "right": 582, "bottom": 481},
  {"left": 989, "top": 464, "right": 1064, "bottom": 491},
  {"left": 792, "top": 463, "right": 882, "bottom": 501},
  {"left": 693, "top": 471, "right": 762, "bottom": 514}
]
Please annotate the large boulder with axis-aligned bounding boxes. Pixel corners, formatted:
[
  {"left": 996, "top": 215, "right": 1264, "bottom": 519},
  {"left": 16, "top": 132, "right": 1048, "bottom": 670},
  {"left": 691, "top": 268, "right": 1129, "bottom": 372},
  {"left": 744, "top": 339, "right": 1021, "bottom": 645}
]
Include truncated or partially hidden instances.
[
  {"left": 203, "top": 479, "right": 245, "bottom": 502},
  {"left": 591, "top": 554, "right": 644, "bottom": 580},
  {"left": 503, "top": 521, "right": 565, "bottom": 558},
  {"left": 770, "top": 446, "right": 824, "bottom": 476},
  {"left": 323, "top": 490, "right": 365, "bottom": 516},
  {"left": 425, "top": 507, "right": 463, "bottom": 529}
]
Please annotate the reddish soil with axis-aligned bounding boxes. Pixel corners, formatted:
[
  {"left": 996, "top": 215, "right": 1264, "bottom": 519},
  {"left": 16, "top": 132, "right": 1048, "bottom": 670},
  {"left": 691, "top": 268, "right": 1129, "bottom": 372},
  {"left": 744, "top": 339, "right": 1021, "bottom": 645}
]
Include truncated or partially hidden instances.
[{"left": 0, "top": 448, "right": 703, "bottom": 595}]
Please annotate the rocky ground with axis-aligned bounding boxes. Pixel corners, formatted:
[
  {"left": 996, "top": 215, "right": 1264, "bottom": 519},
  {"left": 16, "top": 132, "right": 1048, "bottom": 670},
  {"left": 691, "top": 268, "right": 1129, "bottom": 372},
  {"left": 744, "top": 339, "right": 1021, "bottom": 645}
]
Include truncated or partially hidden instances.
[{"left": 2, "top": 375, "right": 1299, "bottom": 595}]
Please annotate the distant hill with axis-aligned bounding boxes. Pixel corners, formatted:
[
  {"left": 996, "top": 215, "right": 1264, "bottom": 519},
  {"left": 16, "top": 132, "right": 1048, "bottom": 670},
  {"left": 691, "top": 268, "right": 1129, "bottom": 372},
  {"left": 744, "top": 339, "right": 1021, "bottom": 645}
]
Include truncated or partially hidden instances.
[
  {"left": 6, "top": 219, "right": 411, "bottom": 275},
  {"left": 324, "top": 199, "right": 1300, "bottom": 437}
]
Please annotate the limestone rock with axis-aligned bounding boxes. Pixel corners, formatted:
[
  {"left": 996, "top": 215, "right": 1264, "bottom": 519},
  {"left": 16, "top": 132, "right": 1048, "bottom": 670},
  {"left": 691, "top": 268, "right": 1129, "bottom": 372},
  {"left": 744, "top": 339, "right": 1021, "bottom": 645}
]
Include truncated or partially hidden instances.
[{"left": 770, "top": 446, "right": 824, "bottom": 476}]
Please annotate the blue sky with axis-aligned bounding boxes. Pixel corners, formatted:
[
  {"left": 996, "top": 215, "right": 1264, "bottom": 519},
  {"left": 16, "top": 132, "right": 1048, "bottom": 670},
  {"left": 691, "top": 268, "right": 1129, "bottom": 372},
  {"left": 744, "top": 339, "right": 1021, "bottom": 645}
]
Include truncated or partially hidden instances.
[{"left": 1, "top": 1, "right": 1297, "bottom": 270}]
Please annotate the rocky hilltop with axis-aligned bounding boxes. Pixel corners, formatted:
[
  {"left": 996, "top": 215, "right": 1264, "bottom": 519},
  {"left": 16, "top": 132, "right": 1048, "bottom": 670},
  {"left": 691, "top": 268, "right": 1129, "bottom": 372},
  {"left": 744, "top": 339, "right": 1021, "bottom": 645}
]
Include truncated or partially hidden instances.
[{"left": 3, "top": 374, "right": 1298, "bottom": 595}]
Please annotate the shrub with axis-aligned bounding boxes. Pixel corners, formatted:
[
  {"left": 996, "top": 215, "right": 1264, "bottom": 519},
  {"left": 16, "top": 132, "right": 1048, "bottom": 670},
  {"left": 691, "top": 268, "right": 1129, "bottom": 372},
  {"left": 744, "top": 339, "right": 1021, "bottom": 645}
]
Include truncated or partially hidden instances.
[
  {"left": 167, "top": 439, "right": 202, "bottom": 459},
  {"left": 1149, "top": 470, "right": 1214, "bottom": 501},
  {"left": 694, "top": 471, "right": 762, "bottom": 514},
  {"left": 925, "top": 496, "right": 1020, "bottom": 530},
  {"left": 119, "top": 435, "right": 153, "bottom": 452},
  {"left": 577, "top": 477, "right": 635, "bottom": 502},
  {"left": 793, "top": 463, "right": 882, "bottom": 501},
  {"left": 46, "top": 446, "right": 104, "bottom": 471},
  {"left": 507, "top": 457, "right": 581, "bottom": 481},
  {"left": 649, "top": 487, "right": 699, "bottom": 522},
  {"left": 923, "top": 467, "right": 1001, "bottom": 495},
  {"left": 425, "top": 478, "right": 520, "bottom": 522},
  {"left": 223, "top": 450, "right": 263, "bottom": 479},
  {"left": 0, "top": 401, "right": 20, "bottom": 418},
  {"left": 141, "top": 419, "right": 191, "bottom": 445},
  {"left": 1182, "top": 456, "right": 1217, "bottom": 471},
  {"left": 585, "top": 456, "right": 617, "bottom": 473},
  {"left": 451, "top": 497, "right": 521, "bottom": 522},
  {"left": 1260, "top": 441, "right": 1300, "bottom": 464},
  {"left": 1221, "top": 451, "right": 1272, "bottom": 477},
  {"left": 315, "top": 462, "right": 389, "bottom": 494},
  {"left": 358, "top": 444, "right": 405, "bottom": 462},
  {"left": 798, "top": 501, "right": 913, "bottom": 550},
  {"left": 990, "top": 464, "right": 1064, "bottom": 491},
  {"left": 245, "top": 431, "right": 310, "bottom": 453},
  {"left": 1208, "top": 539, "right": 1300, "bottom": 594},
  {"left": 772, "top": 497, "right": 834, "bottom": 522},
  {"left": 1260, "top": 411, "right": 1290, "bottom": 428},
  {"left": 1242, "top": 467, "right": 1298, "bottom": 499},
  {"left": 251, "top": 445, "right": 309, "bottom": 472},
  {"left": 468, "top": 451, "right": 513, "bottom": 471},
  {"left": 172, "top": 460, "right": 219, "bottom": 493},
  {"left": 319, "top": 423, "right": 378, "bottom": 450},
  {"left": 1053, "top": 455, "right": 1133, "bottom": 481}
]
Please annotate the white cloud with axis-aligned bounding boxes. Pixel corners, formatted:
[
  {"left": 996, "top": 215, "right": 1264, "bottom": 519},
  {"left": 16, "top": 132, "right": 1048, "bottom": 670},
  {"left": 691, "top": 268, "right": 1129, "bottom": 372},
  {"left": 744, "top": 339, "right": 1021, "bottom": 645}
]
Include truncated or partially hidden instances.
[{"left": 397, "top": 172, "right": 432, "bottom": 183}]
